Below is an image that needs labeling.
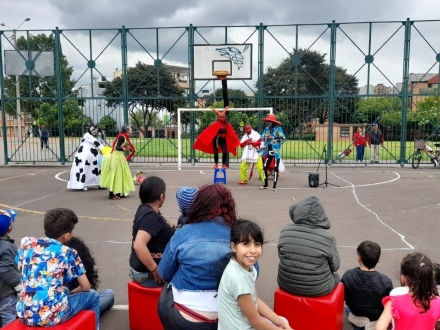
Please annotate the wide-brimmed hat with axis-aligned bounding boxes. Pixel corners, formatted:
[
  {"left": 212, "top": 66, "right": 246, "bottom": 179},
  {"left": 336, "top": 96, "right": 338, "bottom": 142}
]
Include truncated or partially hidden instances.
[{"left": 262, "top": 114, "right": 281, "bottom": 125}]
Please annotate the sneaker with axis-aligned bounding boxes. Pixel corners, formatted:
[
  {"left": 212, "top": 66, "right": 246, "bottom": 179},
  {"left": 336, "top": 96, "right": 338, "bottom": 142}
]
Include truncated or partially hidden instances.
[
  {"left": 238, "top": 180, "right": 248, "bottom": 185},
  {"left": 212, "top": 164, "right": 218, "bottom": 169},
  {"left": 272, "top": 187, "right": 277, "bottom": 191},
  {"left": 259, "top": 185, "right": 268, "bottom": 190},
  {"left": 83, "top": 187, "right": 87, "bottom": 191},
  {"left": 222, "top": 164, "right": 228, "bottom": 169}
]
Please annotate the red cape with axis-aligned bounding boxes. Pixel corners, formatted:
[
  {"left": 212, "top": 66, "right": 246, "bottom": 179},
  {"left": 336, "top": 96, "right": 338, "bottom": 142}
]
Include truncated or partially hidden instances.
[{"left": 193, "top": 121, "right": 240, "bottom": 156}]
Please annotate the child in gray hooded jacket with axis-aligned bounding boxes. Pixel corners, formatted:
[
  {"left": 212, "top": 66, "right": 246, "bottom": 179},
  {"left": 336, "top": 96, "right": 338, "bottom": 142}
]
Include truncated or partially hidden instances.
[
  {"left": 277, "top": 196, "right": 340, "bottom": 297},
  {"left": 0, "top": 209, "right": 21, "bottom": 327}
]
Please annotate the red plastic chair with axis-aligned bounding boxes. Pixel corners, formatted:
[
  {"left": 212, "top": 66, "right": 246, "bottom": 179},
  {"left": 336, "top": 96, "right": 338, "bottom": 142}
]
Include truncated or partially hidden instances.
[
  {"left": 274, "top": 282, "right": 345, "bottom": 330},
  {"left": 3, "top": 310, "right": 95, "bottom": 330},
  {"left": 128, "top": 280, "right": 163, "bottom": 330}
]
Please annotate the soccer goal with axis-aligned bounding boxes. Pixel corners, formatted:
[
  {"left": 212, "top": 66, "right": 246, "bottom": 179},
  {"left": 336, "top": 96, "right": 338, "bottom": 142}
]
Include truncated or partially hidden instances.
[{"left": 177, "top": 107, "right": 273, "bottom": 170}]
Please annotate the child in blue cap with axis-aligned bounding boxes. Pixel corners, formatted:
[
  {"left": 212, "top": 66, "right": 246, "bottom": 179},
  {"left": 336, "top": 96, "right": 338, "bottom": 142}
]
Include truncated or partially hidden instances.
[
  {"left": 0, "top": 209, "right": 21, "bottom": 327},
  {"left": 175, "top": 187, "right": 198, "bottom": 228}
]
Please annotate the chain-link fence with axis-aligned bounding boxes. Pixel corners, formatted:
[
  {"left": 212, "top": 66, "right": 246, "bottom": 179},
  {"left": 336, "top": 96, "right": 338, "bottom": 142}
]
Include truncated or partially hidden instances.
[{"left": 1, "top": 19, "right": 439, "bottom": 166}]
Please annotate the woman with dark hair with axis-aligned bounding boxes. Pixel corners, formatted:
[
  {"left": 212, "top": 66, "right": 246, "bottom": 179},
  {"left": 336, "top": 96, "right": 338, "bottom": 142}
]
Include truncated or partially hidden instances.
[
  {"left": 67, "top": 124, "right": 104, "bottom": 191},
  {"left": 66, "top": 237, "right": 115, "bottom": 315},
  {"left": 100, "top": 125, "right": 136, "bottom": 200},
  {"left": 158, "top": 184, "right": 238, "bottom": 330},
  {"left": 129, "top": 176, "right": 175, "bottom": 288}
]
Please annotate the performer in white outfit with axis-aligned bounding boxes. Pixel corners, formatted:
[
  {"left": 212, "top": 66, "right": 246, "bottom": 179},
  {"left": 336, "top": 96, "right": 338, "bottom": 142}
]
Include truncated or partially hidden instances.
[
  {"left": 67, "top": 125, "right": 104, "bottom": 190},
  {"left": 238, "top": 124, "right": 264, "bottom": 185}
]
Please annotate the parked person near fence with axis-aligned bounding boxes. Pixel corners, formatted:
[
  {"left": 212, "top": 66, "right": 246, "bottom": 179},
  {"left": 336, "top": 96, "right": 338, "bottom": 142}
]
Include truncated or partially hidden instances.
[
  {"left": 40, "top": 124, "right": 49, "bottom": 150},
  {"left": 277, "top": 195, "right": 340, "bottom": 297},
  {"left": 368, "top": 123, "right": 383, "bottom": 164},
  {"left": 218, "top": 219, "right": 292, "bottom": 330},
  {"left": 341, "top": 241, "right": 393, "bottom": 330},
  {"left": 193, "top": 106, "right": 240, "bottom": 169},
  {"left": 100, "top": 125, "right": 136, "bottom": 200},
  {"left": 376, "top": 252, "right": 440, "bottom": 330},
  {"left": 65, "top": 237, "right": 115, "bottom": 315},
  {"left": 353, "top": 127, "right": 366, "bottom": 162},
  {"left": 67, "top": 125, "right": 104, "bottom": 191},
  {"left": 158, "top": 184, "right": 238, "bottom": 330},
  {"left": 15, "top": 208, "right": 100, "bottom": 329},
  {"left": 238, "top": 124, "right": 264, "bottom": 185},
  {"left": 0, "top": 209, "right": 21, "bottom": 327},
  {"left": 129, "top": 176, "right": 175, "bottom": 288}
]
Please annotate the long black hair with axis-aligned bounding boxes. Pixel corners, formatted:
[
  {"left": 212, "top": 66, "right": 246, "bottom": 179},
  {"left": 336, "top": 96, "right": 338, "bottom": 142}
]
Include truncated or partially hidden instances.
[
  {"left": 401, "top": 252, "right": 438, "bottom": 312},
  {"left": 66, "top": 237, "right": 99, "bottom": 290}
]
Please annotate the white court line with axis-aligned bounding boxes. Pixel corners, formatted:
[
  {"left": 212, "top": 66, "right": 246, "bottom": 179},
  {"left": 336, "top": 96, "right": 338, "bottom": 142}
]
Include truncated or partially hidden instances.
[
  {"left": 331, "top": 171, "right": 414, "bottom": 250},
  {"left": 112, "top": 305, "right": 128, "bottom": 310},
  {"left": 55, "top": 171, "right": 68, "bottom": 182},
  {"left": 13, "top": 188, "right": 67, "bottom": 208}
]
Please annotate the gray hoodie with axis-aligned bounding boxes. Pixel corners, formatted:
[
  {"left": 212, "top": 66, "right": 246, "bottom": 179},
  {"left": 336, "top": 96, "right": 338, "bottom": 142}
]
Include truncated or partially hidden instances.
[
  {"left": 0, "top": 237, "right": 21, "bottom": 298},
  {"left": 277, "top": 196, "right": 340, "bottom": 297}
]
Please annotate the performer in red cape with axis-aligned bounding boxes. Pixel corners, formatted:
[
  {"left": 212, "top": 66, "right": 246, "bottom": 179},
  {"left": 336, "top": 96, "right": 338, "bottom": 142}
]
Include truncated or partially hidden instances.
[{"left": 193, "top": 106, "right": 240, "bottom": 169}]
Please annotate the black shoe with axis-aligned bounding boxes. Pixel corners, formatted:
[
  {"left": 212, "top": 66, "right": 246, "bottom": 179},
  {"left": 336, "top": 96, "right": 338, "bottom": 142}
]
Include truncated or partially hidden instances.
[
  {"left": 259, "top": 185, "right": 268, "bottom": 190},
  {"left": 375, "top": 161, "right": 380, "bottom": 163},
  {"left": 99, "top": 186, "right": 106, "bottom": 190},
  {"left": 108, "top": 192, "right": 114, "bottom": 199}
]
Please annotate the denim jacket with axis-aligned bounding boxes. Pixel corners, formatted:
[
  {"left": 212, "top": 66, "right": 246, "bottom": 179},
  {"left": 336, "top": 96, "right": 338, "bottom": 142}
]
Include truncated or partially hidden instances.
[{"left": 158, "top": 220, "right": 231, "bottom": 292}]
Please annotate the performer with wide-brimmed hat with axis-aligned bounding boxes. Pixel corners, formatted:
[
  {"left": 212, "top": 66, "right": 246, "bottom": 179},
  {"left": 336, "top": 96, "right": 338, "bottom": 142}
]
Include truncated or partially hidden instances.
[{"left": 259, "top": 114, "right": 285, "bottom": 191}]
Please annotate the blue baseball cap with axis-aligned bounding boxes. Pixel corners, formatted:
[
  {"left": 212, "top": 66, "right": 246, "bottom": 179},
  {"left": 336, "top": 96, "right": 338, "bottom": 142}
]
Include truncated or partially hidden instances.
[{"left": 0, "top": 209, "right": 17, "bottom": 236}]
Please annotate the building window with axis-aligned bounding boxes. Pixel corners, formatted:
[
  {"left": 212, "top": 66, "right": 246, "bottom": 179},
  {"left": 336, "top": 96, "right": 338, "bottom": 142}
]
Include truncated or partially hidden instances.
[
  {"left": 340, "top": 127, "right": 349, "bottom": 137},
  {"left": 8, "top": 115, "right": 14, "bottom": 120}
]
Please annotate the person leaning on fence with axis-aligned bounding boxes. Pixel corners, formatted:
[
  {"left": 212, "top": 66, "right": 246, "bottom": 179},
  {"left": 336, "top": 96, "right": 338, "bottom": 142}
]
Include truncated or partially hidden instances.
[
  {"left": 238, "top": 124, "right": 264, "bottom": 185},
  {"left": 368, "top": 123, "right": 383, "bottom": 164},
  {"left": 353, "top": 127, "right": 366, "bottom": 162},
  {"left": 40, "top": 124, "right": 49, "bottom": 150}
]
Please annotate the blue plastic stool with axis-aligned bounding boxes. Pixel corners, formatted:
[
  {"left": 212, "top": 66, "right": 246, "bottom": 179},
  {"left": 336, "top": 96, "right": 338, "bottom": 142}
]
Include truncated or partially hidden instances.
[{"left": 213, "top": 168, "right": 227, "bottom": 184}]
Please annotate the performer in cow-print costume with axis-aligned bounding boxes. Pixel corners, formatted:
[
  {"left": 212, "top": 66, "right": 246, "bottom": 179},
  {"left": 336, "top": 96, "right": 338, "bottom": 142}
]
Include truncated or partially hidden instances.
[{"left": 67, "top": 125, "right": 104, "bottom": 190}]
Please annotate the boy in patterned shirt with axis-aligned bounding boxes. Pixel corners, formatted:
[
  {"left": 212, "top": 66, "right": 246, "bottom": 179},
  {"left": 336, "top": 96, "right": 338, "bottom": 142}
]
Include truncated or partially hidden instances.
[{"left": 15, "top": 208, "right": 100, "bottom": 329}]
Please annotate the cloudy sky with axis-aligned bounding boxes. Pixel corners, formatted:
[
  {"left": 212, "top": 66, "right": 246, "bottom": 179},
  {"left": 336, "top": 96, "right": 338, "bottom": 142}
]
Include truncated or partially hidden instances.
[{"left": 1, "top": 0, "right": 439, "bottom": 30}]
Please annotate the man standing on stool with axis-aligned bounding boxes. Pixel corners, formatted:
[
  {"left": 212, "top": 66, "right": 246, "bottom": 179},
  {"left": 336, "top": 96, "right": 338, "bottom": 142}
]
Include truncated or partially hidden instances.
[
  {"left": 259, "top": 114, "right": 285, "bottom": 191},
  {"left": 193, "top": 106, "right": 239, "bottom": 169},
  {"left": 368, "top": 123, "right": 383, "bottom": 164},
  {"left": 238, "top": 124, "right": 264, "bottom": 185}
]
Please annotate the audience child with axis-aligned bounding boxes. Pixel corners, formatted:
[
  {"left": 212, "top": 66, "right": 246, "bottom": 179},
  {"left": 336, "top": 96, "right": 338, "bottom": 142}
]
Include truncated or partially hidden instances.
[
  {"left": 129, "top": 176, "right": 175, "bottom": 288},
  {"left": 175, "top": 187, "right": 198, "bottom": 228},
  {"left": 66, "top": 237, "right": 115, "bottom": 315},
  {"left": 376, "top": 252, "right": 440, "bottom": 330},
  {"left": 15, "top": 208, "right": 100, "bottom": 329},
  {"left": 341, "top": 241, "right": 393, "bottom": 330},
  {"left": 218, "top": 219, "right": 292, "bottom": 330},
  {"left": 158, "top": 184, "right": 238, "bottom": 330},
  {"left": 0, "top": 209, "right": 21, "bottom": 327},
  {"left": 277, "top": 195, "right": 340, "bottom": 297}
]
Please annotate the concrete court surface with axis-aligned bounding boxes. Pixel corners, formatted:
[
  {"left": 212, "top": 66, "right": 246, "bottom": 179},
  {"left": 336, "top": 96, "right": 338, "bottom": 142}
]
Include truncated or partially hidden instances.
[{"left": 1, "top": 163, "right": 440, "bottom": 330}]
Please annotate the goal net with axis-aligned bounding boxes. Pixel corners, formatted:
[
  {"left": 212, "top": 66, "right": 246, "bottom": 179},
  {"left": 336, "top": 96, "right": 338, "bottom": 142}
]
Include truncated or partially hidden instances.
[{"left": 177, "top": 107, "right": 273, "bottom": 170}]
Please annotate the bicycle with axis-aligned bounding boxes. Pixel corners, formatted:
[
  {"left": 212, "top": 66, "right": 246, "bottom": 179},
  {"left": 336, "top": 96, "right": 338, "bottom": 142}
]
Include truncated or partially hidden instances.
[{"left": 412, "top": 140, "right": 440, "bottom": 169}]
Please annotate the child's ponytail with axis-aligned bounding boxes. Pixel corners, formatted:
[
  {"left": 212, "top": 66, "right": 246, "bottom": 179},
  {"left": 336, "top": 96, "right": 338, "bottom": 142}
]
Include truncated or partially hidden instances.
[{"left": 401, "top": 253, "right": 437, "bottom": 312}]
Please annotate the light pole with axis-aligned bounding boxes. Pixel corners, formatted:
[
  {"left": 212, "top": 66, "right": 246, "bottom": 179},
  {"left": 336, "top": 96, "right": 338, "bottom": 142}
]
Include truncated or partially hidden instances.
[
  {"left": 78, "top": 87, "right": 84, "bottom": 136},
  {"left": 1, "top": 18, "right": 30, "bottom": 143}
]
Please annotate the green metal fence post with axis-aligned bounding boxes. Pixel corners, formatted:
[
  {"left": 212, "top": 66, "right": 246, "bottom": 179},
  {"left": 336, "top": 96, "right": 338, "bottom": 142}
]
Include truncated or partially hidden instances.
[
  {"left": 0, "top": 31, "right": 9, "bottom": 165},
  {"left": 400, "top": 18, "right": 412, "bottom": 166},
  {"left": 327, "top": 21, "right": 338, "bottom": 164},
  {"left": 54, "top": 27, "right": 66, "bottom": 165},
  {"left": 120, "top": 26, "right": 129, "bottom": 124},
  {"left": 188, "top": 24, "right": 196, "bottom": 164},
  {"left": 257, "top": 23, "right": 266, "bottom": 132}
]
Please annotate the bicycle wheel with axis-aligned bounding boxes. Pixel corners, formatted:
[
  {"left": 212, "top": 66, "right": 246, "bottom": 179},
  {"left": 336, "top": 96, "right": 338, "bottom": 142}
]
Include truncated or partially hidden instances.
[{"left": 412, "top": 150, "right": 422, "bottom": 169}]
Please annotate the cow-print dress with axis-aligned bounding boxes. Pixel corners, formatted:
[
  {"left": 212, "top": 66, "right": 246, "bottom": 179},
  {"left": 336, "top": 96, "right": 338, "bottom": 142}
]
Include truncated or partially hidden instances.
[{"left": 67, "top": 132, "right": 103, "bottom": 190}]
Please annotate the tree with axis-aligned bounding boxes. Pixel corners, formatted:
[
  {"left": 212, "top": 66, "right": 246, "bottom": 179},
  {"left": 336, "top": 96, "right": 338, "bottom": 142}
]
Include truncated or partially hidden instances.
[
  {"left": 3, "top": 33, "right": 75, "bottom": 119},
  {"left": 98, "top": 115, "right": 117, "bottom": 136},
  {"left": 257, "top": 49, "right": 359, "bottom": 134},
  {"left": 204, "top": 88, "right": 254, "bottom": 108},
  {"left": 102, "top": 62, "right": 186, "bottom": 136},
  {"left": 355, "top": 97, "right": 401, "bottom": 125}
]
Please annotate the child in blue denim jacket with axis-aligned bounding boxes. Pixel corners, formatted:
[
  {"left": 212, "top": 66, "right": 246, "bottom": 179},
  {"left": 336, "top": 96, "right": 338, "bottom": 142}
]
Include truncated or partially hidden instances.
[{"left": 0, "top": 209, "right": 21, "bottom": 327}]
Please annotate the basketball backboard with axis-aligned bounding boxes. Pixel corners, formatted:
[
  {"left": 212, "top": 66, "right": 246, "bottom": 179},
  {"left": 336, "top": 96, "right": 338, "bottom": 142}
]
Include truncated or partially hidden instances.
[{"left": 193, "top": 44, "right": 252, "bottom": 80}]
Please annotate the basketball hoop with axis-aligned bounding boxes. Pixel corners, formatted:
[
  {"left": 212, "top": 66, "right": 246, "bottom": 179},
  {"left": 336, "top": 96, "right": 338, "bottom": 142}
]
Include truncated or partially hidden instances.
[{"left": 213, "top": 70, "right": 229, "bottom": 80}]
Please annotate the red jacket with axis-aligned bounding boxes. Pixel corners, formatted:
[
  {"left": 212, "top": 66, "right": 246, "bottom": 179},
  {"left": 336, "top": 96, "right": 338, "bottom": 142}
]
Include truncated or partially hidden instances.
[
  {"left": 193, "top": 121, "right": 240, "bottom": 155},
  {"left": 353, "top": 132, "right": 366, "bottom": 147}
]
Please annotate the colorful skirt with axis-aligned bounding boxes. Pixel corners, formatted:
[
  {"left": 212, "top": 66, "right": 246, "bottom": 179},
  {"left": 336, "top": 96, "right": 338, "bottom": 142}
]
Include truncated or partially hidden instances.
[{"left": 100, "top": 151, "right": 135, "bottom": 196}]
